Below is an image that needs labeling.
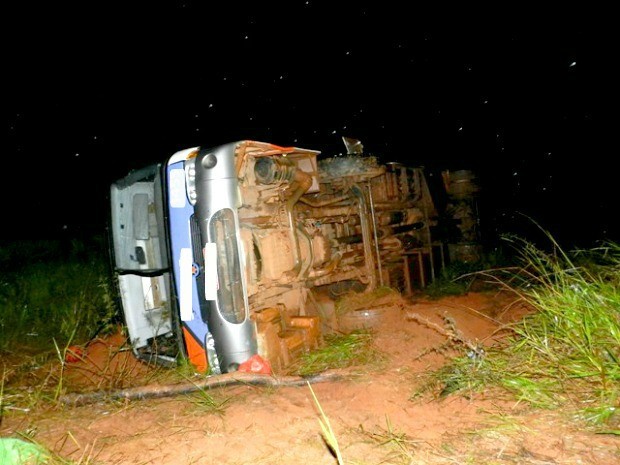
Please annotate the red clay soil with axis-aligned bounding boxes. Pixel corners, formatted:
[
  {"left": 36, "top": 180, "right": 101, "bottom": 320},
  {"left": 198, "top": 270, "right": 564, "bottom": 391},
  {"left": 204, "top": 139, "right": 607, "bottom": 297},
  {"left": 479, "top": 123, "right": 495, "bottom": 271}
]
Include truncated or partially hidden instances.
[{"left": 2, "top": 290, "right": 618, "bottom": 464}]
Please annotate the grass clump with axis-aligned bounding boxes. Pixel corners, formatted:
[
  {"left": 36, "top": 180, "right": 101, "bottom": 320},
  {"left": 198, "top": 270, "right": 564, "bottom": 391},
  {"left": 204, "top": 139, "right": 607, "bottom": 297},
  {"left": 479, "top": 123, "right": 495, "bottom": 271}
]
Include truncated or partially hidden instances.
[
  {"left": 423, "top": 260, "right": 483, "bottom": 298},
  {"left": 187, "top": 387, "right": 231, "bottom": 416},
  {"left": 290, "top": 330, "right": 384, "bottom": 376},
  {"left": 419, "top": 231, "right": 620, "bottom": 431},
  {"left": 424, "top": 245, "right": 514, "bottom": 298}
]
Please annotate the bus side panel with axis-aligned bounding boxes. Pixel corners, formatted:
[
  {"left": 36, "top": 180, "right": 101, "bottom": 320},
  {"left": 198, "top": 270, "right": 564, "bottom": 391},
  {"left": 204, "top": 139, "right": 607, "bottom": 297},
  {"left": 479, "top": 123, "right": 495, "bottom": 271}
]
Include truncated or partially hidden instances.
[
  {"left": 166, "top": 159, "right": 220, "bottom": 374},
  {"left": 110, "top": 167, "right": 176, "bottom": 365},
  {"left": 116, "top": 273, "right": 173, "bottom": 351},
  {"left": 194, "top": 144, "right": 257, "bottom": 373}
]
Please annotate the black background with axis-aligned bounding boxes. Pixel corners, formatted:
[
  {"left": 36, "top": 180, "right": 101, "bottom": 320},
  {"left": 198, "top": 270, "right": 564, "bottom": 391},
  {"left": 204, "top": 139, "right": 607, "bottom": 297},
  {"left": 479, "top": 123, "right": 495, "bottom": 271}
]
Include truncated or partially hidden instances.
[{"left": 2, "top": 3, "right": 615, "bottom": 250}]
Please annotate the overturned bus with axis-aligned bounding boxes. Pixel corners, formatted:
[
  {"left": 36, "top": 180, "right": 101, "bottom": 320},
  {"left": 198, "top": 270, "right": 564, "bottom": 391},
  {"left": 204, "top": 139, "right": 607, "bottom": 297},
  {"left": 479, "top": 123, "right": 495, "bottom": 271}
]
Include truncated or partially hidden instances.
[{"left": 109, "top": 140, "right": 437, "bottom": 374}]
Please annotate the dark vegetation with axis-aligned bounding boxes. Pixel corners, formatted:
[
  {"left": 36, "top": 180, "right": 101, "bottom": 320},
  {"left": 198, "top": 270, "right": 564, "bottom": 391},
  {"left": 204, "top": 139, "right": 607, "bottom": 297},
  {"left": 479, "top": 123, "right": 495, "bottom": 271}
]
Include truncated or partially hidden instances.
[{"left": 0, "top": 236, "right": 118, "bottom": 355}]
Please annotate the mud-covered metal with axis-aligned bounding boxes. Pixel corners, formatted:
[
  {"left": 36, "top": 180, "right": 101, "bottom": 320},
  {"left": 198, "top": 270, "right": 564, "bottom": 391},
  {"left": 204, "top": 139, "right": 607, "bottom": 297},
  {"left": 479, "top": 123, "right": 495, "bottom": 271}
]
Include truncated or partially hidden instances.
[{"left": 110, "top": 140, "right": 437, "bottom": 374}]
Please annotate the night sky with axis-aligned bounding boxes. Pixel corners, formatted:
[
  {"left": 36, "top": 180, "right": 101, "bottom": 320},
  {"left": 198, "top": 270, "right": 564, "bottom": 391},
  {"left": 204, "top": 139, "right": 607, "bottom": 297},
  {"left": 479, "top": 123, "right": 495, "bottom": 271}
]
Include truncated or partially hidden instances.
[{"left": 2, "top": 3, "right": 614, "bottom": 250}]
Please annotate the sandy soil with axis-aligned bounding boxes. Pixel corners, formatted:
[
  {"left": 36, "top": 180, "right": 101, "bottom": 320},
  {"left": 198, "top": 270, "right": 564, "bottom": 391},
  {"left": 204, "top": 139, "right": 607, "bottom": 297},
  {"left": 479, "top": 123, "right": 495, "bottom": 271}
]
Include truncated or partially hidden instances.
[{"left": 2, "top": 290, "right": 618, "bottom": 465}]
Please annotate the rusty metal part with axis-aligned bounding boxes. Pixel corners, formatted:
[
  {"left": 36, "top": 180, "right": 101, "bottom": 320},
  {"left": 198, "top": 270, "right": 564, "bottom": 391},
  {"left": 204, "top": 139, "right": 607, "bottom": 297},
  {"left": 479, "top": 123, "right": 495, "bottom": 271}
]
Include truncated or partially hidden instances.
[{"left": 238, "top": 150, "right": 439, "bottom": 369}]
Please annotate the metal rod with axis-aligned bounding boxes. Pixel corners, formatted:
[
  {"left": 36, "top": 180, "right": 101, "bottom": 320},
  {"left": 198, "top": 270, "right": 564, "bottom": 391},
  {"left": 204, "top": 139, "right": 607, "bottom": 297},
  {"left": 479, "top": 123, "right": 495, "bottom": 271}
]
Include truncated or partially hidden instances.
[{"left": 367, "top": 181, "right": 383, "bottom": 286}]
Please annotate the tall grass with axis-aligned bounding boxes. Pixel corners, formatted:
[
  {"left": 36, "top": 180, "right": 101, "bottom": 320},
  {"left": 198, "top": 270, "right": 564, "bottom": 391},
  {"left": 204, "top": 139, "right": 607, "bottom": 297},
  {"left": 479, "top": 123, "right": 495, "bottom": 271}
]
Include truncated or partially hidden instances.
[
  {"left": 0, "top": 237, "right": 118, "bottom": 355},
  {"left": 424, "top": 245, "right": 513, "bottom": 298},
  {"left": 420, "top": 232, "right": 620, "bottom": 430}
]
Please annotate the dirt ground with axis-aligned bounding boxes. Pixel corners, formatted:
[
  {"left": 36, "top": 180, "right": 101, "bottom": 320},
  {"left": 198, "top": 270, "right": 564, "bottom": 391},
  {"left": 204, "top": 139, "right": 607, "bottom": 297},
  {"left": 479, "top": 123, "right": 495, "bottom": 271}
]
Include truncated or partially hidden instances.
[{"left": 2, "top": 289, "right": 618, "bottom": 465}]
